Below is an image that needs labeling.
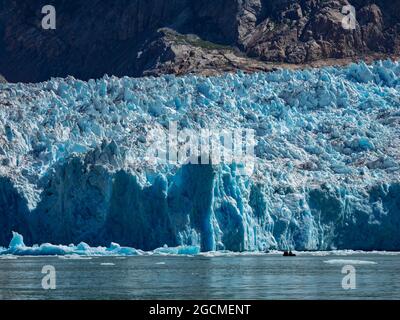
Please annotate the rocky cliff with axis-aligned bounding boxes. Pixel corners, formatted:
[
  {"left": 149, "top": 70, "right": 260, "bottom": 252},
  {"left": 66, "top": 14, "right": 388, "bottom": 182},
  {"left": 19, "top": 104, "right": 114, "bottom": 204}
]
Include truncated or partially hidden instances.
[{"left": 0, "top": 0, "right": 399, "bottom": 82}]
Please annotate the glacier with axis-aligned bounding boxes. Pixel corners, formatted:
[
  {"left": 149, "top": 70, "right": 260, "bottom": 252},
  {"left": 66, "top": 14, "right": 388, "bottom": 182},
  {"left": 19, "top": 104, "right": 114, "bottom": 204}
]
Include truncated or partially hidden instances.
[{"left": 0, "top": 60, "right": 399, "bottom": 252}]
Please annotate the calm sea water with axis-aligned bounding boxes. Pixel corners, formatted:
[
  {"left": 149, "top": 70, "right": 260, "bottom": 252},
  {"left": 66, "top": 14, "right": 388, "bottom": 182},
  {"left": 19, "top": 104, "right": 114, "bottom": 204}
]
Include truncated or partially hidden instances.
[{"left": 0, "top": 254, "right": 399, "bottom": 300}]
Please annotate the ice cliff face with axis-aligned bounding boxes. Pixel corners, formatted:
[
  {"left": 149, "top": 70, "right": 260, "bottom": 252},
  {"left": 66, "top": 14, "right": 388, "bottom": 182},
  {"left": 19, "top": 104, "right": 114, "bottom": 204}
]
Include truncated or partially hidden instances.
[{"left": 0, "top": 61, "right": 400, "bottom": 251}]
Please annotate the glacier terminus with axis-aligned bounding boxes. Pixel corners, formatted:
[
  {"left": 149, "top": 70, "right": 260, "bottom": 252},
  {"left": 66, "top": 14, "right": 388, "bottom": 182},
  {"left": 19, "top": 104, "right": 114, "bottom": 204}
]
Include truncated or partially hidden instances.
[{"left": 0, "top": 60, "right": 399, "bottom": 253}]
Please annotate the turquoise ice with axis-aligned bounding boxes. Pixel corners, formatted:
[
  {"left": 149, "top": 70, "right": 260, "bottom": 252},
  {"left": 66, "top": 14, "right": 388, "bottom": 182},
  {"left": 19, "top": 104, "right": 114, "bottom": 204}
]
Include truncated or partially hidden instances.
[{"left": 0, "top": 61, "right": 399, "bottom": 251}]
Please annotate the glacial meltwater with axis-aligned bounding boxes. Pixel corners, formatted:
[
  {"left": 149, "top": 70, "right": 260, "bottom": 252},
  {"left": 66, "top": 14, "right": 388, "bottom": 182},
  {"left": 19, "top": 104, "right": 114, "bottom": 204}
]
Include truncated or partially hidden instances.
[{"left": 0, "top": 254, "right": 399, "bottom": 300}]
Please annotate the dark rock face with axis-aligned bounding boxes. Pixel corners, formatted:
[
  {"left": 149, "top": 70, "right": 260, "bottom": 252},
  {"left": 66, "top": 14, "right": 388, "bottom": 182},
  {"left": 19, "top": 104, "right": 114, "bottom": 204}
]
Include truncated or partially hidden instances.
[
  {"left": 0, "top": 0, "right": 399, "bottom": 82},
  {"left": 244, "top": 0, "right": 399, "bottom": 63}
]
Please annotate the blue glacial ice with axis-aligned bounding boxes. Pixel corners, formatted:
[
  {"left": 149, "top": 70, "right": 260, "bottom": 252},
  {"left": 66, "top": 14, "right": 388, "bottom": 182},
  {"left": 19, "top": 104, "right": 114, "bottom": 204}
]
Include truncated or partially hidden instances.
[
  {"left": 0, "top": 232, "right": 200, "bottom": 256},
  {"left": 0, "top": 60, "right": 399, "bottom": 252}
]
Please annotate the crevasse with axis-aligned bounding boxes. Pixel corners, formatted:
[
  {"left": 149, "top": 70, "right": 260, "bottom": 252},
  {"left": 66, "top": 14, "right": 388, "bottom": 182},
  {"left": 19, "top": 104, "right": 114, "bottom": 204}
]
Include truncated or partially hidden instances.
[{"left": 0, "top": 61, "right": 399, "bottom": 252}]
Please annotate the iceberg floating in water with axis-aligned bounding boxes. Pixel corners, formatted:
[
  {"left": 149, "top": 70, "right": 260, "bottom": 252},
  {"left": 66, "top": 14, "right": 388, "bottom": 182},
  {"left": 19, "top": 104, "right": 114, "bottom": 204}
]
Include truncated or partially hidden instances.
[
  {"left": 0, "top": 232, "right": 199, "bottom": 256},
  {"left": 323, "top": 259, "right": 377, "bottom": 265},
  {"left": 0, "top": 60, "right": 399, "bottom": 252}
]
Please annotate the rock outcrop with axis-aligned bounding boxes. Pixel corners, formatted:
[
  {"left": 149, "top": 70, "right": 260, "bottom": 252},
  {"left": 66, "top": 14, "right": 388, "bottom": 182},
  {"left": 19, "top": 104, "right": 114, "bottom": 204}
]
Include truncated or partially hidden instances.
[{"left": 0, "top": 0, "right": 399, "bottom": 82}]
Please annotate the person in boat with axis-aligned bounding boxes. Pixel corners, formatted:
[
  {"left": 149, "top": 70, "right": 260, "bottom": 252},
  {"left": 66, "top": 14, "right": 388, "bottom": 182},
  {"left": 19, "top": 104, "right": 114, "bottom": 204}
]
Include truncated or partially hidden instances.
[{"left": 283, "top": 250, "right": 296, "bottom": 257}]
